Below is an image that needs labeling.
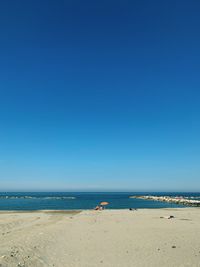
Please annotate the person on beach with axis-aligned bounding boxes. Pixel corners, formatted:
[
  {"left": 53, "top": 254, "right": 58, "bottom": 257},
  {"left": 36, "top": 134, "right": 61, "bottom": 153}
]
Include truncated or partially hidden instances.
[{"left": 94, "top": 205, "right": 103, "bottom": 210}]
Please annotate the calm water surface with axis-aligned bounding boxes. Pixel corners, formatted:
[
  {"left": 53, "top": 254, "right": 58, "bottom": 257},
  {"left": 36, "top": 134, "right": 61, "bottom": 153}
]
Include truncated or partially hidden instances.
[{"left": 0, "top": 192, "right": 200, "bottom": 210}]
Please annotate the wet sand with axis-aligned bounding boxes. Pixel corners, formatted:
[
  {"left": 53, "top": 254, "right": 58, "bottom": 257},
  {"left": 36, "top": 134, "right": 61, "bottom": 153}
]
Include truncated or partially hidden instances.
[{"left": 0, "top": 208, "right": 200, "bottom": 267}]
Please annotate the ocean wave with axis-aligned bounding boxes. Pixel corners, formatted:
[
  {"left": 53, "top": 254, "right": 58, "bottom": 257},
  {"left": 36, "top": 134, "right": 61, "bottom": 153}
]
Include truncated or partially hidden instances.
[
  {"left": 0, "top": 196, "right": 76, "bottom": 200},
  {"left": 43, "top": 197, "right": 76, "bottom": 200},
  {"left": 0, "top": 196, "right": 34, "bottom": 199},
  {"left": 184, "top": 196, "right": 200, "bottom": 200}
]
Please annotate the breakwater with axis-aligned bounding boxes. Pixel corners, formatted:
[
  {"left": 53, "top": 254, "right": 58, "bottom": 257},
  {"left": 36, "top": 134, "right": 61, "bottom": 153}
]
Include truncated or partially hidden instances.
[{"left": 129, "top": 195, "right": 200, "bottom": 207}]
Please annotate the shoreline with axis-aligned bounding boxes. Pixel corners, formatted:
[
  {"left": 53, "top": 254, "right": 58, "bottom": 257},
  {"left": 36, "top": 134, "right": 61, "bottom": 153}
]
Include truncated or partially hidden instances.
[
  {"left": 0, "top": 210, "right": 82, "bottom": 214},
  {"left": 0, "top": 206, "right": 198, "bottom": 213}
]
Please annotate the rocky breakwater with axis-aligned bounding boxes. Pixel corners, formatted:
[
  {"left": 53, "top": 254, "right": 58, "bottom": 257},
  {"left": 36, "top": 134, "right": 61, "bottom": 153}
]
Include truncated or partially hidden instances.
[{"left": 129, "top": 195, "right": 200, "bottom": 207}]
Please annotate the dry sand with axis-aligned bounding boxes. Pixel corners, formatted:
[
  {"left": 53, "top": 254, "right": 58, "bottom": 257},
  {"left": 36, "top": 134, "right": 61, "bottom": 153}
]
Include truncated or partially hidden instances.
[{"left": 0, "top": 208, "right": 200, "bottom": 267}]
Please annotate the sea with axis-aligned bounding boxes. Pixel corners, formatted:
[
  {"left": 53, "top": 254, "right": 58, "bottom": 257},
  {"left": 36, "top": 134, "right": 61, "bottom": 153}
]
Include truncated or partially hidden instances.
[{"left": 0, "top": 192, "right": 200, "bottom": 210}]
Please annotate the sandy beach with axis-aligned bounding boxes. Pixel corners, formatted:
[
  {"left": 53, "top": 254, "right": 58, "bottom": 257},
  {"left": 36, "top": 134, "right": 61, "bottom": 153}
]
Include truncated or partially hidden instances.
[{"left": 0, "top": 208, "right": 200, "bottom": 267}]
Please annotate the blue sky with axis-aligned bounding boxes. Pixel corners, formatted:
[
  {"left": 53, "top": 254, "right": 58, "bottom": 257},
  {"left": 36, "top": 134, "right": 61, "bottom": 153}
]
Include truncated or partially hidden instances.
[{"left": 0, "top": 0, "right": 200, "bottom": 191}]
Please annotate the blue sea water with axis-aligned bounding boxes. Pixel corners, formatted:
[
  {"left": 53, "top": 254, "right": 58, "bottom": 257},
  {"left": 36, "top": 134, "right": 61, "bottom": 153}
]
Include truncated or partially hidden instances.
[{"left": 0, "top": 192, "right": 200, "bottom": 210}]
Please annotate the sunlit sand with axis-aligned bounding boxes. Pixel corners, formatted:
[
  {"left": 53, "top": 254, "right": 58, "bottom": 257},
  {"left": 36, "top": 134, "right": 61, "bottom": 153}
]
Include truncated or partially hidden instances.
[{"left": 1, "top": 208, "right": 200, "bottom": 267}]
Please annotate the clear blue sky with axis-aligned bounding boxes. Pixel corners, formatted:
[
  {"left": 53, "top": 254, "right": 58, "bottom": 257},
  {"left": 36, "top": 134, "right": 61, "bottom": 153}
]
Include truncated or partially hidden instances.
[{"left": 0, "top": 0, "right": 200, "bottom": 191}]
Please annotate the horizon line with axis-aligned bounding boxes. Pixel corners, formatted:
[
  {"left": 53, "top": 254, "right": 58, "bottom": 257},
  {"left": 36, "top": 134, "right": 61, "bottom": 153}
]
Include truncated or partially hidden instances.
[{"left": 0, "top": 190, "right": 200, "bottom": 193}]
